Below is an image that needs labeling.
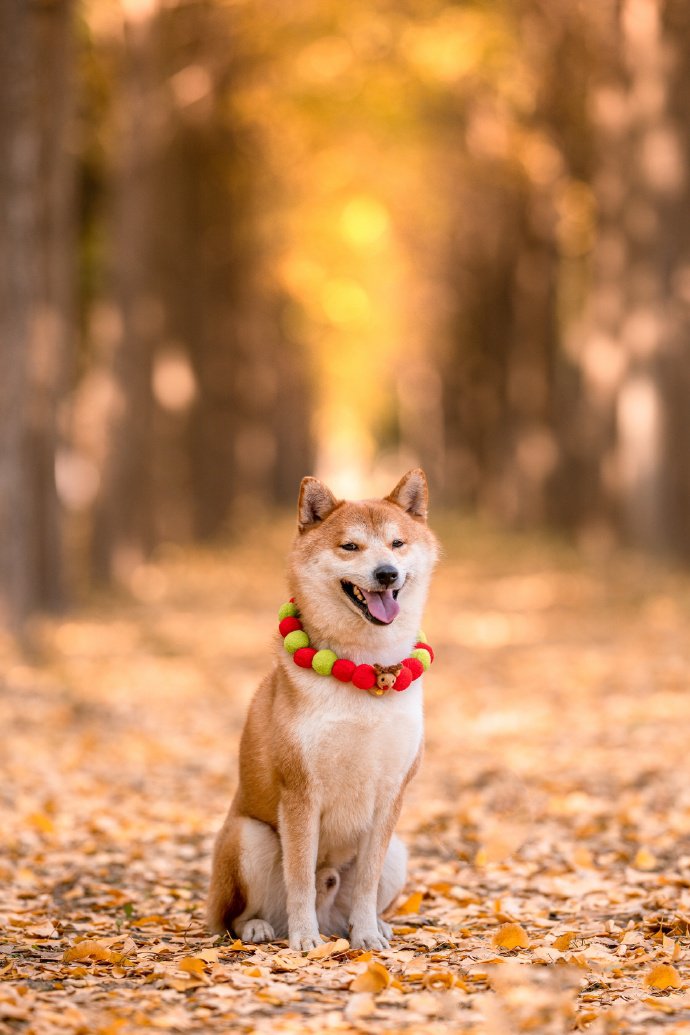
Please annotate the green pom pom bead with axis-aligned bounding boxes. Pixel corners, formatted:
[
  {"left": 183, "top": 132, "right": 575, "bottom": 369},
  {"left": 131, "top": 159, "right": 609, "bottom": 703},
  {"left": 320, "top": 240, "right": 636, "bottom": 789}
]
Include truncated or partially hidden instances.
[
  {"left": 411, "top": 647, "right": 431, "bottom": 670},
  {"left": 284, "top": 630, "right": 309, "bottom": 654},
  {"left": 312, "top": 649, "right": 338, "bottom": 676},
  {"left": 417, "top": 627, "right": 427, "bottom": 643},
  {"left": 278, "top": 602, "right": 298, "bottom": 621}
]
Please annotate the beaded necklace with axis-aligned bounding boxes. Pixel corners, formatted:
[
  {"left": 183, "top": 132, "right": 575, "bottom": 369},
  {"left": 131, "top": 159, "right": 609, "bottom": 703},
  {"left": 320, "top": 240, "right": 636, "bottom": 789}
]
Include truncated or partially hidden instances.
[{"left": 277, "top": 599, "right": 434, "bottom": 697}]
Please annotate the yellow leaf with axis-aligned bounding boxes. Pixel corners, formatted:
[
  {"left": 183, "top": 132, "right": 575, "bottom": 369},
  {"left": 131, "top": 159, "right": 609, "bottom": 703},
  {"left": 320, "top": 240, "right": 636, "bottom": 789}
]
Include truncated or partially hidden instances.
[
  {"left": 307, "top": 937, "right": 350, "bottom": 960},
  {"left": 63, "top": 940, "right": 125, "bottom": 964},
  {"left": 271, "top": 954, "right": 306, "bottom": 972},
  {"left": 572, "top": 846, "right": 594, "bottom": 868},
  {"left": 492, "top": 923, "right": 530, "bottom": 950},
  {"left": 227, "top": 939, "right": 246, "bottom": 951},
  {"left": 178, "top": 957, "right": 206, "bottom": 975},
  {"left": 645, "top": 964, "right": 682, "bottom": 990},
  {"left": 634, "top": 847, "right": 658, "bottom": 871},
  {"left": 132, "top": 915, "right": 167, "bottom": 926},
  {"left": 423, "top": 970, "right": 455, "bottom": 990},
  {"left": 165, "top": 976, "right": 204, "bottom": 992},
  {"left": 198, "top": 948, "right": 219, "bottom": 963},
  {"left": 350, "top": 962, "right": 391, "bottom": 993},
  {"left": 27, "top": 812, "right": 55, "bottom": 835},
  {"left": 398, "top": 891, "right": 424, "bottom": 915},
  {"left": 553, "top": 932, "right": 577, "bottom": 951}
]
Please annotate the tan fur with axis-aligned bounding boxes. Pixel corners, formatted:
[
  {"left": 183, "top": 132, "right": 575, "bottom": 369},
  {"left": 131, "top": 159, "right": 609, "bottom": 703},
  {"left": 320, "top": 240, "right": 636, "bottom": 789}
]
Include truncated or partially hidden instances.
[{"left": 207, "top": 469, "right": 438, "bottom": 950}]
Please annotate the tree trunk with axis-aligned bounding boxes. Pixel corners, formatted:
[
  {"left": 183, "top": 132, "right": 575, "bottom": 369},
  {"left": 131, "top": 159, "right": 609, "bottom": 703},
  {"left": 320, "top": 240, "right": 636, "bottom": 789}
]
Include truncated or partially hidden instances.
[
  {"left": 0, "top": 0, "right": 73, "bottom": 630},
  {"left": 91, "top": 8, "right": 160, "bottom": 583}
]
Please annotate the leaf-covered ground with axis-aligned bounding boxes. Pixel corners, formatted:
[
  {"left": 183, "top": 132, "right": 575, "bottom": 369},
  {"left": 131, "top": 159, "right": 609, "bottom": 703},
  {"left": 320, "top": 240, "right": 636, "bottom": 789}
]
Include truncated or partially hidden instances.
[{"left": 2, "top": 518, "right": 690, "bottom": 1034}]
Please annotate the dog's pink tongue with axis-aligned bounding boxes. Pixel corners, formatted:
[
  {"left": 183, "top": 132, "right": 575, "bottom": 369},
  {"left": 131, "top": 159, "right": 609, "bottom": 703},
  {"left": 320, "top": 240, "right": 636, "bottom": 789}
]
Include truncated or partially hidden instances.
[{"left": 362, "top": 588, "right": 400, "bottom": 624}]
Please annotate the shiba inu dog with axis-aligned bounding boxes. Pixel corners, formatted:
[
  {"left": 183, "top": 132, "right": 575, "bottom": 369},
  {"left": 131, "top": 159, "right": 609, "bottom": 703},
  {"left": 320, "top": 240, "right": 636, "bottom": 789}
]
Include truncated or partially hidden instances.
[{"left": 207, "top": 469, "right": 438, "bottom": 951}]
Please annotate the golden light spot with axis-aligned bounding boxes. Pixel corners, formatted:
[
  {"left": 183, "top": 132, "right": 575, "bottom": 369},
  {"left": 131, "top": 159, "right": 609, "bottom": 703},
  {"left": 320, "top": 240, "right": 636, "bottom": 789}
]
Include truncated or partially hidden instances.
[
  {"left": 320, "top": 278, "right": 371, "bottom": 325},
  {"left": 152, "top": 349, "right": 198, "bottom": 413},
  {"left": 170, "top": 65, "right": 212, "bottom": 108},
  {"left": 340, "top": 196, "right": 390, "bottom": 248},
  {"left": 296, "top": 35, "right": 353, "bottom": 84}
]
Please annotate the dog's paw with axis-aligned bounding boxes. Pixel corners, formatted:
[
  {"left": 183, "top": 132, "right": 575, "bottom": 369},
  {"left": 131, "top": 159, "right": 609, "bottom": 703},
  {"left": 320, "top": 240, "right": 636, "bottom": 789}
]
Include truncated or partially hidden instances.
[
  {"left": 238, "top": 918, "right": 275, "bottom": 943},
  {"left": 288, "top": 925, "right": 322, "bottom": 952},
  {"left": 350, "top": 927, "right": 390, "bottom": 951},
  {"left": 377, "top": 918, "right": 393, "bottom": 941}
]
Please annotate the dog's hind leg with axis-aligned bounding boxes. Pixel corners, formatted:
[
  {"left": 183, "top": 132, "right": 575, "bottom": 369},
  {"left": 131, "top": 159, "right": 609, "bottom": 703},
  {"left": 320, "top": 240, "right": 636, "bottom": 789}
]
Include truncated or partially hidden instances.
[
  {"left": 207, "top": 814, "right": 287, "bottom": 941},
  {"left": 376, "top": 833, "right": 408, "bottom": 940},
  {"left": 331, "top": 833, "right": 408, "bottom": 941}
]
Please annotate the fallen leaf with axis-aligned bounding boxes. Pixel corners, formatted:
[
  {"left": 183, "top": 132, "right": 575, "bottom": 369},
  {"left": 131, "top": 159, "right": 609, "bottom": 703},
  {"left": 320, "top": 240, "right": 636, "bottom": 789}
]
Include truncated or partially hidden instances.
[
  {"left": 198, "top": 948, "right": 220, "bottom": 963},
  {"left": 27, "top": 812, "right": 55, "bottom": 835},
  {"left": 307, "top": 937, "right": 349, "bottom": 960},
  {"left": 423, "top": 970, "right": 455, "bottom": 990},
  {"left": 397, "top": 891, "right": 424, "bottom": 915},
  {"left": 271, "top": 954, "right": 307, "bottom": 972},
  {"left": 29, "top": 921, "right": 57, "bottom": 939},
  {"left": 350, "top": 961, "right": 391, "bottom": 993},
  {"left": 63, "top": 940, "right": 125, "bottom": 964},
  {"left": 553, "top": 932, "right": 578, "bottom": 951},
  {"left": 349, "top": 949, "right": 373, "bottom": 963},
  {"left": 491, "top": 923, "right": 530, "bottom": 950},
  {"left": 178, "top": 957, "right": 206, "bottom": 975},
  {"left": 634, "top": 847, "right": 658, "bottom": 871},
  {"left": 645, "top": 963, "right": 682, "bottom": 990},
  {"left": 572, "top": 846, "right": 594, "bottom": 868}
]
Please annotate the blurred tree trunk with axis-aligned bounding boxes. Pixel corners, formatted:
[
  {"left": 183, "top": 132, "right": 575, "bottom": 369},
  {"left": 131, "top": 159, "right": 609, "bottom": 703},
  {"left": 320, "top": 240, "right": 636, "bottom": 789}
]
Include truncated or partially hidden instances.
[
  {"left": 0, "top": 0, "right": 73, "bottom": 629},
  {"left": 559, "top": 0, "right": 690, "bottom": 555},
  {"left": 91, "top": 8, "right": 160, "bottom": 582},
  {"left": 656, "top": 0, "right": 690, "bottom": 558},
  {"left": 157, "top": 2, "right": 314, "bottom": 538}
]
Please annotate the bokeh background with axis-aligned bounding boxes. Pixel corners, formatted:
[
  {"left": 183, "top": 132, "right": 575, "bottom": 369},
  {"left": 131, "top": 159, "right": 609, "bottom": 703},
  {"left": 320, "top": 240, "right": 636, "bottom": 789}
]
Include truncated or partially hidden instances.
[{"left": 2, "top": 0, "right": 690, "bottom": 629}]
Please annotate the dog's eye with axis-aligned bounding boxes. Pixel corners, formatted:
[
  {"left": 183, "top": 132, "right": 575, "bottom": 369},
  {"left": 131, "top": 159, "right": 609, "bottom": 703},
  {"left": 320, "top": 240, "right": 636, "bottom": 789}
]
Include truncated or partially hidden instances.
[
  {"left": 391, "top": 539, "right": 405, "bottom": 549},
  {"left": 340, "top": 542, "right": 359, "bottom": 551}
]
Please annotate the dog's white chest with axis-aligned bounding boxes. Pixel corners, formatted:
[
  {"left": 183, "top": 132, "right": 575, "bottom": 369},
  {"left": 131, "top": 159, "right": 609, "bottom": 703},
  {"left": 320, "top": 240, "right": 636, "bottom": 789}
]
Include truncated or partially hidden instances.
[{"left": 291, "top": 673, "right": 423, "bottom": 862}]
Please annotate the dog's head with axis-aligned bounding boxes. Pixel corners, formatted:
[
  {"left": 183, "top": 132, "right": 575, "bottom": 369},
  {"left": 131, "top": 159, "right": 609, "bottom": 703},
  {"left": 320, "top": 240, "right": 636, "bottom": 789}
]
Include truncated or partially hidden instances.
[{"left": 288, "top": 470, "right": 438, "bottom": 653}]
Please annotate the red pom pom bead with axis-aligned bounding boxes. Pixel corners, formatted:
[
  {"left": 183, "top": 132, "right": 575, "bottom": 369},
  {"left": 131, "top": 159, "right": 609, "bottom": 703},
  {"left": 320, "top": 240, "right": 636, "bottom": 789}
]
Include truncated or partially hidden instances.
[
  {"left": 415, "top": 641, "right": 434, "bottom": 663},
  {"left": 332, "top": 659, "right": 356, "bottom": 682},
  {"left": 294, "top": 647, "right": 317, "bottom": 668},
  {"left": 279, "top": 616, "right": 302, "bottom": 637},
  {"left": 352, "top": 664, "right": 377, "bottom": 690},
  {"left": 394, "top": 667, "right": 413, "bottom": 691},
  {"left": 402, "top": 657, "right": 424, "bottom": 680}
]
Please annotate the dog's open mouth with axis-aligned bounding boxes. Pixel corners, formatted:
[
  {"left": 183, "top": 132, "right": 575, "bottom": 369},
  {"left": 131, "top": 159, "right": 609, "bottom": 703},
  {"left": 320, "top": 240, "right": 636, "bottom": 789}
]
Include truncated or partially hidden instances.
[{"left": 341, "top": 580, "right": 401, "bottom": 626}]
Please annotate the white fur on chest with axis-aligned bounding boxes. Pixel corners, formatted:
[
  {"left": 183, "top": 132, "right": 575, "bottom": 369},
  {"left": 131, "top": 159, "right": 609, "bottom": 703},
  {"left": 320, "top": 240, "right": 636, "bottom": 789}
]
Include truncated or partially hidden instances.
[{"left": 283, "top": 661, "right": 424, "bottom": 863}]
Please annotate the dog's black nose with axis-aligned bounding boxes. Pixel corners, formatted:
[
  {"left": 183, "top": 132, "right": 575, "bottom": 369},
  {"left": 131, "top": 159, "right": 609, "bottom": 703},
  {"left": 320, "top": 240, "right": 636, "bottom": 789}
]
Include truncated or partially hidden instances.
[{"left": 373, "top": 565, "right": 399, "bottom": 588}]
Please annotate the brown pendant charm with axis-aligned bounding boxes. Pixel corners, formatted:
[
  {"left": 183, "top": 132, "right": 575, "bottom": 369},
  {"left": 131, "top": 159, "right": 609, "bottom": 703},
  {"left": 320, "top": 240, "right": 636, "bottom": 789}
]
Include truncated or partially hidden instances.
[{"left": 369, "top": 664, "right": 402, "bottom": 698}]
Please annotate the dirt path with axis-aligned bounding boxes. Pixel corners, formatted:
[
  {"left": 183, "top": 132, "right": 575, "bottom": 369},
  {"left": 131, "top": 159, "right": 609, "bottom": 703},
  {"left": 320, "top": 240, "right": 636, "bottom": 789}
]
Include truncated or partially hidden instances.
[{"left": 2, "top": 519, "right": 690, "bottom": 1033}]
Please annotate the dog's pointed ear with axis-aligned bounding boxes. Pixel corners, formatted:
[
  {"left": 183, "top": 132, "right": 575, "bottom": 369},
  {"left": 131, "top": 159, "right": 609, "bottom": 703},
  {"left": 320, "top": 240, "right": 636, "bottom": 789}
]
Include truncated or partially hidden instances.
[
  {"left": 386, "top": 468, "right": 428, "bottom": 521},
  {"left": 298, "top": 477, "right": 339, "bottom": 533}
]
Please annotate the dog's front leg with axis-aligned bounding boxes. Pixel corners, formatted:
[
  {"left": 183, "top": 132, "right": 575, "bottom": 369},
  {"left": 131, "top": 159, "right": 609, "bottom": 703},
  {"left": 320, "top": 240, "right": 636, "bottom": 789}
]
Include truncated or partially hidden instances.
[
  {"left": 279, "top": 791, "right": 321, "bottom": 951},
  {"left": 348, "top": 797, "right": 402, "bottom": 950}
]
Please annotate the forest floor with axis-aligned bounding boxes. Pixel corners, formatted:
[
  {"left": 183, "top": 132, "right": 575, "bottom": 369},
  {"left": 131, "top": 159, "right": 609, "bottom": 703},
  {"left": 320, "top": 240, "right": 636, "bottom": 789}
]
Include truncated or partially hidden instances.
[{"left": 2, "top": 516, "right": 690, "bottom": 1034}]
